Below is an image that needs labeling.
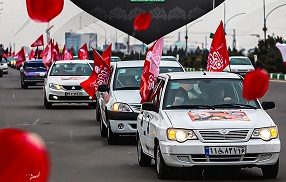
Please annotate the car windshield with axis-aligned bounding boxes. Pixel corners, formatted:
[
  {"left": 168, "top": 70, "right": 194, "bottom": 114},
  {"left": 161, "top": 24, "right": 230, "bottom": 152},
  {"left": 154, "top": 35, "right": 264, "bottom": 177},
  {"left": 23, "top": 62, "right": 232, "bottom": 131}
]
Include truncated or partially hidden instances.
[
  {"left": 230, "top": 57, "right": 252, "bottom": 65},
  {"left": 111, "top": 57, "right": 121, "bottom": 62},
  {"left": 1, "top": 59, "right": 7, "bottom": 63},
  {"left": 50, "top": 63, "right": 92, "bottom": 76},
  {"left": 163, "top": 78, "right": 260, "bottom": 109},
  {"left": 113, "top": 66, "right": 184, "bottom": 90},
  {"left": 24, "top": 62, "right": 46, "bottom": 70}
]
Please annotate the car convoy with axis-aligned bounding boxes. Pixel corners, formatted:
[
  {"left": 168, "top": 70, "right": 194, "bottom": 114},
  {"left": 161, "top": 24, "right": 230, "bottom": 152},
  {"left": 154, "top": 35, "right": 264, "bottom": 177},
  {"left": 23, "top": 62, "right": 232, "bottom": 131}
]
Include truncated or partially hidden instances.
[{"left": 5, "top": 57, "right": 280, "bottom": 179}]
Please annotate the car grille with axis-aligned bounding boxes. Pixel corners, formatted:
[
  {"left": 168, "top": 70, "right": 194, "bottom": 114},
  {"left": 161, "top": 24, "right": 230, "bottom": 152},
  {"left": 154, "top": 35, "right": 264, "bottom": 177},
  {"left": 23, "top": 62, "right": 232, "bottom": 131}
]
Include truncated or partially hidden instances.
[
  {"left": 198, "top": 130, "right": 249, "bottom": 141},
  {"left": 62, "top": 85, "right": 82, "bottom": 90},
  {"left": 190, "top": 154, "right": 258, "bottom": 162},
  {"left": 130, "top": 104, "right": 141, "bottom": 112},
  {"left": 24, "top": 76, "right": 45, "bottom": 80}
]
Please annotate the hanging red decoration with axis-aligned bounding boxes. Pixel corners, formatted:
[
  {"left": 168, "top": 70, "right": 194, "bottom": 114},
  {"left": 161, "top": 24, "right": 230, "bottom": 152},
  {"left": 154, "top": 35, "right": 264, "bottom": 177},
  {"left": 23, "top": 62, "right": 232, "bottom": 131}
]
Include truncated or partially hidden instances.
[
  {"left": 26, "top": 0, "right": 64, "bottom": 23},
  {"left": 243, "top": 69, "right": 269, "bottom": 101},
  {"left": 0, "top": 128, "right": 50, "bottom": 182},
  {"left": 133, "top": 12, "right": 152, "bottom": 31}
]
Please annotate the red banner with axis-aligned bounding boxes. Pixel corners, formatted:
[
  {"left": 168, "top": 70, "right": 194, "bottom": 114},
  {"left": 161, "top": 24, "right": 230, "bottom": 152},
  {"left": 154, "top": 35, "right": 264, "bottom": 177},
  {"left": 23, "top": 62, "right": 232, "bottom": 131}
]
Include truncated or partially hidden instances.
[{"left": 31, "top": 34, "right": 44, "bottom": 47}]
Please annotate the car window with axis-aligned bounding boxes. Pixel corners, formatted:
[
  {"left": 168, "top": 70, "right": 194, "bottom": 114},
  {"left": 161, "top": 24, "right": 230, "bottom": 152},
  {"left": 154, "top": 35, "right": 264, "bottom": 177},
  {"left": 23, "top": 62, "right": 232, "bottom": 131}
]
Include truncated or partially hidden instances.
[
  {"left": 113, "top": 67, "right": 142, "bottom": 90},
  {"left": 230, "top": 58, "right": 252, "bottom": 65},
  {"left": 111, "top": 57, "right": 121, "bottom": 62},
  {"left": 24, "top": 62, "right": 46, "bottom": 70},
  {"left": 160, "top": 67, "right": 184, "bottom": 73},
  {"left": 1, "top": 59, "right": 7, "bottom": 63},
  {"left": 50, "top": 63, "right": 92, "bottom": 76},
  {"left": 163, "top": 78, "right": 260, "bottom": 109}
]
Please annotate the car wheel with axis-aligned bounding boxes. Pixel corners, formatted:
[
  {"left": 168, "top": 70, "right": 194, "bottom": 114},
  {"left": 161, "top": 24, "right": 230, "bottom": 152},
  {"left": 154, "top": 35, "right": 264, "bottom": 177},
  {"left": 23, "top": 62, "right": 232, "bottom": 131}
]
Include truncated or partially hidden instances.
[
  {"left": 261, "top": 158, "right": 279, "bottom": 179},
  {"left": 95, "top": 101, "right": 101, "bottom": 122},
  {"left": 44, "top": 97, "right": 52, "bottom": 109},
  {"left": 137, "top": 137, "right": 152, "bottom": 167},
  {"left": 107, "top": 123, "right": 118, "bottom": 145},
  {"left": 155, "top": 145, "right": 171, "bottom": 179},
  {"left": 100, "top": 114, "right": 107, "bottom": 138}
]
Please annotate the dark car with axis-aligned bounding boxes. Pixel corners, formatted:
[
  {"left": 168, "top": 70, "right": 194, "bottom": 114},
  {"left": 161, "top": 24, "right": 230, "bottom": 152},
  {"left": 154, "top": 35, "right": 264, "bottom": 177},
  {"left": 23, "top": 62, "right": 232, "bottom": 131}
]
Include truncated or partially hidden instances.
[{"left": 20, "top": 59, "right": 47, "bottom": 89}]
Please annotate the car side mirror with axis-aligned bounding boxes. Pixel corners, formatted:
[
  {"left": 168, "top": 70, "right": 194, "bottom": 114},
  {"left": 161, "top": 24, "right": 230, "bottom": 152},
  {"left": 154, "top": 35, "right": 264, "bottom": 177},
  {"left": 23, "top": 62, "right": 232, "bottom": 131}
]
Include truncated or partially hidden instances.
[
  {"left": 98, "top": 84, "right": 109, "bottom": 92},
  {"left": 142, "top": 102, "right": 159, "bottom": 113},
  {"left": 261, "top": 101, "right": 275, "bottom": 110}
]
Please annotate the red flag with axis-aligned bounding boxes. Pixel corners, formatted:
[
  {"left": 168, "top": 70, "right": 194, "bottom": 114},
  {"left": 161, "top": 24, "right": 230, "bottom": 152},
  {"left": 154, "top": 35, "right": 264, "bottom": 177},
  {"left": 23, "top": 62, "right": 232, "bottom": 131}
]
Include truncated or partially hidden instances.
[
  {"left": 31, "top": 34, "right": 44, "bottom": 47},
  {"left": 140, "top": 37, "right": 164, "bottom": 104},
  {"left": 69, "top": 47, "right": 74, "bottom": 59},
  {"left": 28, "top": 50, "right": 35, "bottom": 60},
  {"left": 101, "top": 44, "right": 112, "bottom": 67},
  {"left": 78, "top": 43, "right": 89, "bottom": 60},
  {"left": 11, "top": 51, "right": 15, "bottom": 58},
  {"left": 40, "top": 39, "right": 54, "bottom": 70},
  {"left": 80, "top": 48, "right": 111, "bottom": 100},
  {"left": 15, "top": 47, "right": 26, "bottom": 68},
  {"left": 62, "top": 45, "right": 73, "bottom": 60},
  {"left": 207, "top": 21, "right": 229, "bottom": 72},
  {"left": 9, "top": 47, "right": 12, "bottom": 56},
  {"left": 53, "top": 43, "right": 60, "bottom": 61}
]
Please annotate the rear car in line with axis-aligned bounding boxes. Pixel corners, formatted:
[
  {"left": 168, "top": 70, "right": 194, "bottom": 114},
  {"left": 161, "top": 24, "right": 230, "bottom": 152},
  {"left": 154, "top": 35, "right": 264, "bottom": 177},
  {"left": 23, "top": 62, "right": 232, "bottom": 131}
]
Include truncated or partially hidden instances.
[{"left": 0, "top": 58, "right": 8, "bottom": 74}]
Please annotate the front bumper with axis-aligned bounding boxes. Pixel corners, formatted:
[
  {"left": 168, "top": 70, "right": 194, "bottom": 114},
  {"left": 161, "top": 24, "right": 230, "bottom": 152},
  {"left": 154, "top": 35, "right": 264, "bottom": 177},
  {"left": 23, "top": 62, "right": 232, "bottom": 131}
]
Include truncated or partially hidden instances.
[
  {"left": 46, "top": 88, "right": 95, "bottom": 103},
  {"left": 107, "top": 110, "right": 138, "bottom": 134},
  {"left": 159, "top": 138, "right": 280, "bottom": 167}
]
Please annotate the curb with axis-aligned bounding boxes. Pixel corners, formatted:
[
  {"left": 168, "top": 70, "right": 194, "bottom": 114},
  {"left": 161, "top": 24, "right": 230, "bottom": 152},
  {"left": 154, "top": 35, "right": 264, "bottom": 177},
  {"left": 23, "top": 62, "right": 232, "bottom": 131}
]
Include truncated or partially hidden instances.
[{"left": 184, "top": 68, "right": 286, "bottom": 81}]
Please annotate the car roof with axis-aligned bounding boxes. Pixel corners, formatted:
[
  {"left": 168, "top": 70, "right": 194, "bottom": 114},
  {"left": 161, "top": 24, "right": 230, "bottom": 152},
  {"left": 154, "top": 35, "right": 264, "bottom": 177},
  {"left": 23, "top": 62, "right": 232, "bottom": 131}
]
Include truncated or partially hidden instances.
[
  {"left": 54, "top": 60, "right": 93, "bottom": 64},
  {"left": 113, "top": 60, "right": 183, "bottom": 68},
  {"left": 161, "top": 71, "right": 242, "bottom": 80}
]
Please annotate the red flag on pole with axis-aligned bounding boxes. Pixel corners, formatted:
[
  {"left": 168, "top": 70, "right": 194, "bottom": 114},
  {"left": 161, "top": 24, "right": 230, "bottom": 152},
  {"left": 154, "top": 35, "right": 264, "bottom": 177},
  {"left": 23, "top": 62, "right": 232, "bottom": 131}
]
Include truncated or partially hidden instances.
[
  {"left": 11, "top": 51, "right": 15, "bottom": 58},
  {"left": 15, "top": 47, "right": 26, "bottom": 68},
  {"left": 80, "top": 48, "right": 111, "bottom": 100},
  {"left": 101, "top": 44, "right": 112, "bottom": 67},
  {"left": 62, "top": 45, "right": 73, "bottom": 60},
  {"left": 78, "top": 43, "right": 89, "bottom": 60},
  {"left": 40, "top": 39, "right": 54, "bottom": 70},
  {"left": 28, "top": 50, "right": 35, "bottom": 60},
  {"left": 140, "top": 37, "right": 164, "bottom": 104},
  {"left": 53, "top": 43, "right": 60, "bottom": 61},
  {"left": 31, "top": 34, "right": 44, "bottom": 47},
  {"left": 207, "top": 21, "right": 229, "bottom": 72},
  {"left": 69, "top": 47, "right": 74, "bottom": 59}
]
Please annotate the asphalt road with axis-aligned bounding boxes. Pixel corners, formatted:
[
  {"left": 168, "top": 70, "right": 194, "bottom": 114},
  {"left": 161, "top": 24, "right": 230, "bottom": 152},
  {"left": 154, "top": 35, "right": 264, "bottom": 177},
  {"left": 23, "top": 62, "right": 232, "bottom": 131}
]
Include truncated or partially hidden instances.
[{"left": 0, "top": 68, "right": 285, "bottom": 182}]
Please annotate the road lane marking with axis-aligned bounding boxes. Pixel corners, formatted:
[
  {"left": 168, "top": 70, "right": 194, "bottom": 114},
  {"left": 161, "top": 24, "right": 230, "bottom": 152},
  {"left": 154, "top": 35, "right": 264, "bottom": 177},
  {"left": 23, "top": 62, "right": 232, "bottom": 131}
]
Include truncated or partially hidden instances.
[
  {"left": 33, "top": 118, "right": 40, "bottom": 125},
  {"left": 70, "top": 130, "right": 73, "bottom": 139},
  {"left": 13, "top": 94, "right": 15, "bottom": 99}
]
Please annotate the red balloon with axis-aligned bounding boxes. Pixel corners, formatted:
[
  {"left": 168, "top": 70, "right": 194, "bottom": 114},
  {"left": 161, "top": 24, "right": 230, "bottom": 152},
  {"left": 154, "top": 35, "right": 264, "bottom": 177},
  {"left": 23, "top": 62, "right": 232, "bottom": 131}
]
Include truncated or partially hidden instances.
[
  {"left": 26, "top": 0, "right": 64, "bottom": 23},
  {"left": 0, "top": 128, "right": 50, "bottom": 182},
  {"left": 133, "top": 12, "right": 152, "bottom": 31},
  {"left": 243, "top": 69, "right": 269, "bottom": 101}
]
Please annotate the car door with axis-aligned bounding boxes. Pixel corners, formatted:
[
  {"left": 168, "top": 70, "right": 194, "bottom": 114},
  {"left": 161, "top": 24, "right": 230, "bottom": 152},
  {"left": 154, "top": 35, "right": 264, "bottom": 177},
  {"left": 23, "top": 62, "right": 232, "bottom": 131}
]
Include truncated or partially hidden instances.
[{"left": 144, "top": 78, "right": 165, "bottom": 156}]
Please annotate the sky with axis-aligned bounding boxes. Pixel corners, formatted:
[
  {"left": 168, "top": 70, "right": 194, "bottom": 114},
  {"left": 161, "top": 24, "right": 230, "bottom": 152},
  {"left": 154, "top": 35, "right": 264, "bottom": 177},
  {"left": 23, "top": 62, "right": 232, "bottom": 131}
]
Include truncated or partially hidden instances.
[{"left": 0, "top": 0, "right": 286, "bottom": 53}]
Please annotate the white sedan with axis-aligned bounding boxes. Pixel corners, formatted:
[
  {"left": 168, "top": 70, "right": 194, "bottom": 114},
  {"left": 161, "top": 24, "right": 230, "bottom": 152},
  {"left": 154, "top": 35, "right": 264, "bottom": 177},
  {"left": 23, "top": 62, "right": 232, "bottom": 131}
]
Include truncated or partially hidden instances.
[{"left": 137, "top": 71, "right": 280, "bottom": 179}]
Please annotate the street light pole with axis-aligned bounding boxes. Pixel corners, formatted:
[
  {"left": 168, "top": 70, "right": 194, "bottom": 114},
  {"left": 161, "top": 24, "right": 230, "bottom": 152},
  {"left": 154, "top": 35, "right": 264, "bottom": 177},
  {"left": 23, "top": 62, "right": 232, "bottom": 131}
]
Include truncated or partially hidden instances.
[
  {"left": 225, "top": 13, "right": 245, "bottom": 33},
  {"left": 185, "top": 19, "right": 203, "bottom": 56},
  {"left": 93, "top": 22, "right": 107, "bottom": 47}
]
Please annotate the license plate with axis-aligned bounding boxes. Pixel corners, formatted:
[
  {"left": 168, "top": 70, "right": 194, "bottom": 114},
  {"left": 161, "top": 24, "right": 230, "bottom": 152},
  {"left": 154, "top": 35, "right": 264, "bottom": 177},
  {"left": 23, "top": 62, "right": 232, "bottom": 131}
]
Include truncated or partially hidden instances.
[
  {"left": 65, "top": 92, "right": 82, "bottom": 96},
  {"left": 205, "top": 146, "right": 246, "bottom": 155}
]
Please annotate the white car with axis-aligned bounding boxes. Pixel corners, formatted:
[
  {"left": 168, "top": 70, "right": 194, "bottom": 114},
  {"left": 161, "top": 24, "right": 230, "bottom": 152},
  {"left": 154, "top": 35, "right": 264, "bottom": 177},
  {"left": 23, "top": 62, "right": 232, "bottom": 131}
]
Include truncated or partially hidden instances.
[
  {"left": 44, "top": 60, "right": 96, "bottom": 109},
  {"left": 0, "top": 58, "right": 8, "bottom": 74},
  {"left": 223, "top": 56, "right": 255, "bottom": 76},
  {"left": 96, "top": 60, "right": 185, "bottom": 145},
  {"left": 137, "top": 71, "right": 280, "bottom": 179}
]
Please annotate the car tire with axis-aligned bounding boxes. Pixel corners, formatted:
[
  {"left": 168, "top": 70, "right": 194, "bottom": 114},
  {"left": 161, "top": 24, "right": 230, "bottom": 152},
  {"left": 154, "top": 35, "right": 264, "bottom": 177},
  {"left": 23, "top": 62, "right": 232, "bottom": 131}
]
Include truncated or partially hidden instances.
[
  {"left": 95, "top": 101, "right": 101, "bottom": 122},
  {"left": 137, "top": 137, "right": 152, "bottom": 167},
  {"left": 107, "top": 123, "right": 118, "bottom": 145},
  {"left": 155, "top": 145, "right": 171, "bottom": 179},
  {"left": 44, "top": 97, "right": 52, "bottom": 109},
  {"left": 100, "top": 114, "right": 107, "bottom": 138},
  {"left": 261, "top": 158, "right": 279, "bottom": 179}
]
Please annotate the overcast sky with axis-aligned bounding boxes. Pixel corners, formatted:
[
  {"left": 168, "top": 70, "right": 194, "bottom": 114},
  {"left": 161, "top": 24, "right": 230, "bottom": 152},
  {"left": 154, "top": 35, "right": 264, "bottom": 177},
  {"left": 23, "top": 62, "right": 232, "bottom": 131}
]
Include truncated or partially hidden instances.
[{"left": 0, "top": 0, "right": 285, "bottom": 52}]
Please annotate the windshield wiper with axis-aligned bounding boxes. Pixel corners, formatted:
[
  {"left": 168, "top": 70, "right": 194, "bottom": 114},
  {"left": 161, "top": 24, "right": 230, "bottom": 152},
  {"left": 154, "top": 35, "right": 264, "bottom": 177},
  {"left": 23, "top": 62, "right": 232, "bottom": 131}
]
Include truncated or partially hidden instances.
[
  {"left": 212, "top": 103, "right": 257, "bottom": 109},
  {"left": 166, "top": 105, "right": 214, "bottom": 109}
]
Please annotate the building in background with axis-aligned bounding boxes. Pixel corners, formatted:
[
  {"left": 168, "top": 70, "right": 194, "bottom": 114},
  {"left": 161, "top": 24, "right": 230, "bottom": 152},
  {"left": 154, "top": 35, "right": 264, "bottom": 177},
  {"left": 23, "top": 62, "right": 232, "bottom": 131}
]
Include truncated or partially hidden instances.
[{"left": 65, "top": 32, "right": 97, "bottom": 53}]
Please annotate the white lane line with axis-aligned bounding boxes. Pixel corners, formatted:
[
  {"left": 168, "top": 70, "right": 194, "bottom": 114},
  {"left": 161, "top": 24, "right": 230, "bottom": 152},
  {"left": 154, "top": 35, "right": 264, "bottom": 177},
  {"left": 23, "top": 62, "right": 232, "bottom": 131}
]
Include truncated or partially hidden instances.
[
  {"left": 13, "top": 94, "right": 15, "bottom": 99},
  {"left": 33, "top": 118, "right": 40, "bottom": 126},
  {"left": 70, "top": 130, "right": 73, "bottom": 139}
]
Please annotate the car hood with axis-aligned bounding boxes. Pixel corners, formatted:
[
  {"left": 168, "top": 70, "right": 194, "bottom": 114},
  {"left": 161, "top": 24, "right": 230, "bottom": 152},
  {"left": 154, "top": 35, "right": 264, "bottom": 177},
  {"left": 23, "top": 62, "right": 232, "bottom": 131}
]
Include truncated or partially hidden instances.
[
  {"left": 48, "top": 76, "right": 88, "bottom": 85},
  {"left": 165, "top": 109, "right": 272, "bottom": 129},
  {"left": 113, "top": 90, "right": 140, "bottom": 104}
]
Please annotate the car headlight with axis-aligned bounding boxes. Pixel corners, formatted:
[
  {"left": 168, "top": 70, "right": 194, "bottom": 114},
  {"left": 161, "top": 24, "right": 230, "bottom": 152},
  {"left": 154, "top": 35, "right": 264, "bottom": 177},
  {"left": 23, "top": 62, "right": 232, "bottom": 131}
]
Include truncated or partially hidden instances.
[
  {"left": 49, "top": 83, "right": 62, "bottom": 90},
  {"left": 251, "top": 127, "right": 278, "bottom": 141},
  {"left": 112, "top": 102, "right": 133, "bottom": 112},
  {"left": 167, "top": 128, "right": 197, "bottom": 143}
]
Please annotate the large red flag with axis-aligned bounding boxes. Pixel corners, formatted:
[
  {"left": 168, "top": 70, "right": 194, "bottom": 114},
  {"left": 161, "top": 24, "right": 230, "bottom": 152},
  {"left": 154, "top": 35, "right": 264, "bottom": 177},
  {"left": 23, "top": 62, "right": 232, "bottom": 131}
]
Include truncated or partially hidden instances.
[
  {"left": 40, "top": 39, "right": 54, "bottom": 70},
  {"left": 53, "top": 43, "right": 60, "bottom": 61},
  {"left": 101, "top": 44, "right": 112, "bottom": 67},
  {"left": 69, "top": 47, "right": 74, "bottom": 59},
  {"left": 140, "top": 37, "right": 164, "bottom": 104},
  {"left": 15, "top": 48, "right": 26, "bottom": 68},
  {"left": 80, "top": 48, "right": 111, "bottom": 100},
  {"left": 28, "top": 50, "right": 35, "bottom": 60},
  {"left": 207, "top": 21, "right": 229, "bottom": 72},
  {"left": 62, "top": 45, "right": 73, "bottom": 60},
  {"left": 31, "top": 34, "right": 44, "bottom": 47},
  {"left": 78, "top": 43, "right": 89, "bottom": 60}
]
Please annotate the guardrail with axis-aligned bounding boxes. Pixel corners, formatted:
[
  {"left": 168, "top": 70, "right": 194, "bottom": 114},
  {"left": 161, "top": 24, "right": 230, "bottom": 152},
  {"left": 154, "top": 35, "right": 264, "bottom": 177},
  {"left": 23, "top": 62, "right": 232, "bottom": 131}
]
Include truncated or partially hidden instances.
[{"left": 184, "top": 68, "right": 286, "bottom": 81}]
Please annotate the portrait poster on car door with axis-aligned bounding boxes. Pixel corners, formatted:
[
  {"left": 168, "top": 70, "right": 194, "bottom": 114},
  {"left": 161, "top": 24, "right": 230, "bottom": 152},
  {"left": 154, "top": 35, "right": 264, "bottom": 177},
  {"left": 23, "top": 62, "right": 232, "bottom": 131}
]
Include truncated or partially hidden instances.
[{"left": 187, "top": 111, "right": 250, "bottom": 122}]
